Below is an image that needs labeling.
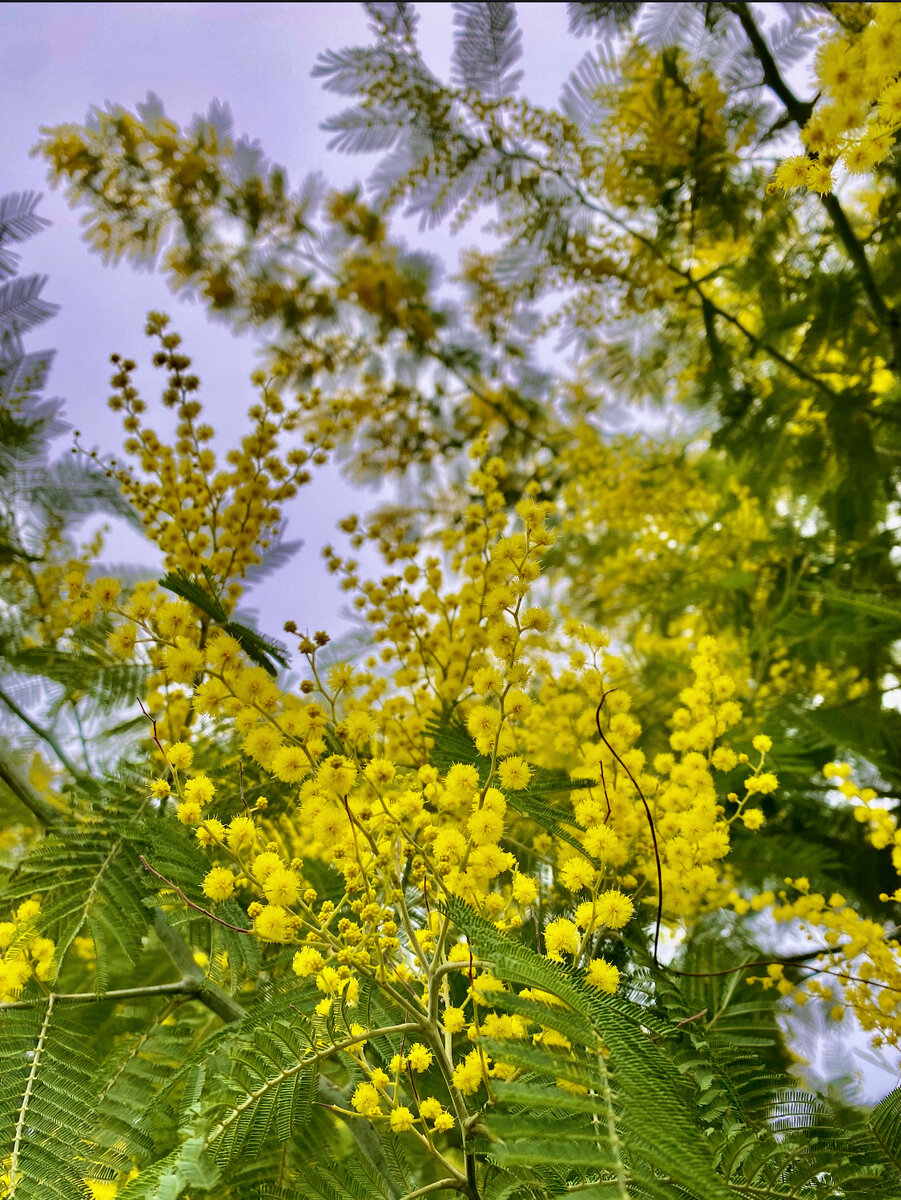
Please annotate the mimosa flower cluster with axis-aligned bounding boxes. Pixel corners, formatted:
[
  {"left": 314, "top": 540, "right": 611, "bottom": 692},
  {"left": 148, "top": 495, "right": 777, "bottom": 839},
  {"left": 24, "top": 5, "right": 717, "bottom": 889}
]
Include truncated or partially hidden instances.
[
  {"left": 735, "top": 761, "right": 901, "bottom": 1054},
  {"left": 58, "top": 361, "right": 793, "bottom": 1137},
  {"left": 0, "top": 900, "right": 55, "bottom": 1003},
  {"left": 773, "top": 3, "right": 901, "bottom": 194}
]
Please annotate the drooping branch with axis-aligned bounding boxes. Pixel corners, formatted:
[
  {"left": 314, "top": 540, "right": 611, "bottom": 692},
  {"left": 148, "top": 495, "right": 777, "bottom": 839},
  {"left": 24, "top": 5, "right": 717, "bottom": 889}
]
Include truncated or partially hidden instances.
[{"left": 0, "top": 979, "right": 201, "bottom": 1011}]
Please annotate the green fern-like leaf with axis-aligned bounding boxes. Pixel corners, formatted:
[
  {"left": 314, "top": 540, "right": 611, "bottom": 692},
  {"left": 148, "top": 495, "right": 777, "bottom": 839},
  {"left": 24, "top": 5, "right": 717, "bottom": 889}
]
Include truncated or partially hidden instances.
[{"left": 0, "top": 1005, "right": 100, "bottom": 1199}]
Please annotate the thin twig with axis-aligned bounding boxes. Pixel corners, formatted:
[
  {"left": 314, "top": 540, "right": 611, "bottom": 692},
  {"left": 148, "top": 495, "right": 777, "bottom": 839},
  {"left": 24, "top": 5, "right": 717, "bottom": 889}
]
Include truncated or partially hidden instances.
[
  {"left": 595, "top": 690, "right": 663, "bottom": 965},
  {"left": 139, "top": 854, "right": 253, "bottom": 933}
]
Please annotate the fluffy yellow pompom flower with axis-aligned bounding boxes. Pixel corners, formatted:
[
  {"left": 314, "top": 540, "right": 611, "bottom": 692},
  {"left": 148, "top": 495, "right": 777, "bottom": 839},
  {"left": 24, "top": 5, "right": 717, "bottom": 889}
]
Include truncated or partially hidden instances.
[
  {"left": 433, "top": 829, "right": 467, "bottom": 863},
  {"left": 445, "top": 763, "right": 479, "bottom": 800},
  {"left": 407, "top": 1043, "right": 433, "bottom": 1072},
  {"left": 442, "top": 1006, "right": 467, "bottom": 1033},
  {"left": 166, "top": 742, "right": 193, "bottom": 770},
  {"left": 183, "top": 775, "right": 215, "bottom": 806},
  {"left": 343, "top": 710, "right": 375, "bottom": 745},
  {"left": 84, "top": 1181, "right": 119, "bottom": 1200},
  {"left": 544, "top": 918, "right": 580, "bottom": 959},
  {"left": 226, "top": 814, "right": 257, "bottom": 854},
  {"left": 196, "top": 818, "right": 225, "bottom": 846},
  {"left": 90, "top": 577, "right": 120, "bottom": 611},
  {"left": 263, "top": 867, "right": 301, "bottom": 907},
  {"left": 745, "top": 772, "right": 778, "bottom": 796},
  {"left": 352, "top": 1082, "right": 382, "bottom": 1117},
  {"left": 467, "top": 704, "right": 501, "bottom": 752},
  {"left": 251, "top": 851, "right": 283, "bottom": 882},
  {"left": 504, "top": 689, "right": 532, "bottom": 721},
  {"left": 452, "top": 1049, "right": 485, "bottom": 1095},
  {"left": 16, "top": 899, "right": 41, "bottom": 922},
  {"left": 585, "top": 958, "right": 620, "bottom": 994},
  {"left": 389, "top": 1106, "right": 414, "bottom": 1132},
  {"left": 176, "top": 800, "right": 202, "bottom": 826},
  {"left": 418, "top": 1097, "right": 442, "bottom": 1120},
  {"left": 594, "top": 890, "right": 634, "bottom": 930},
  {"left": 433, "top": 1111, "right": 455, "bottom": 1132},
  {"left": 317, "top": 754, "right": 357, "bottom": 794},
  {"left": 711, "top": 747, "right": 738, "bottom": 772},
  {"left": 271, "top": 745, "right": 310, "bottom": 783},
  {"left": 511, "top": 872, "right": 538, "bottom": 906},
  {"left": 581, "top": 825, "right": 625, "bottom": 864},
  {"left": 293, "top": 946, "right": 325, "bottom": 977},
  {"left": 108, "top": 622, "right": 137, "bottom": 659},
  {"left": 559, "top": 857, "right": 596, "bottom": 892},
  {"left": 254, "top": 904, "right": 294, "bottom": 943},
  {"left": 201, "top": 866, "right": 235, "bottom": 902},
  {"left": 468, "top": 808, "right": 504, "bottom": 845},
  {"left": 365, "top": 757, "right": 396, "bottom": 785},
  {"left": 497, "top": 756, "right": 531, "bottom": 790},
  {"left": 162, "top": 639, "right": 204, "bottom": 683},
  {"left": 741, "top": 808, "right": 765, "bottom": 830}
]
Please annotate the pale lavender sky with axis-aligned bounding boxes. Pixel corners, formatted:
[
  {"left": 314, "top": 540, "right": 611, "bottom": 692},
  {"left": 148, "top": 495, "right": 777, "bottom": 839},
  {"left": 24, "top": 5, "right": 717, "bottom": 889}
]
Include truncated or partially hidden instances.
[{"left": 2, "top": 2, "right": 584, "bottom": 633}]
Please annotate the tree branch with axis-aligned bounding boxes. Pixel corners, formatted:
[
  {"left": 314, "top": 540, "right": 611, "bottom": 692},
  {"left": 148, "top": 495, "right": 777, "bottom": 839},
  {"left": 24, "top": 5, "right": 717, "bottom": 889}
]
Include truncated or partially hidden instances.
[
  {"left": 151, "top": 908, "right": 246, "bottom": 1023},
  {"left": 398, "top": 1181, "right": 463, "bottom": 1200},
  {"left": 0, "top": 682, "right": 89, "bottom": 783},
  {"left": 0, "top": 754, "right": 63, "bottom": 827},
  {"left": 0, "top": 979, "right": 200, "bottom": 1011}
]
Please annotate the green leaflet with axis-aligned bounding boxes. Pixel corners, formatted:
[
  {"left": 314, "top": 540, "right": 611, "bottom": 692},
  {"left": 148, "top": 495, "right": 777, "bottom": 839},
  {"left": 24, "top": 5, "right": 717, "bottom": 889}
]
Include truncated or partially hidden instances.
[
  {"left": 159, "top": 569, "right": 290, "bottom": 675},
  {"left": 446, "top": 896, "right": 742, "bottom": 1200},
  {"left": 869, "top": 1085, "right": 901, "bottom": 1174}
]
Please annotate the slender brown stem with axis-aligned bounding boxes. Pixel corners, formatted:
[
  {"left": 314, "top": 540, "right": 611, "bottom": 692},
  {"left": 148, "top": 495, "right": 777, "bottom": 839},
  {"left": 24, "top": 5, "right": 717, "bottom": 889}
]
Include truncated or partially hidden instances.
[
  {"left": 595, "top": 691, "right": 662, "bottom": 965},
  {"left": 140, "top": 854, "right": 253, "bottom": 933}
]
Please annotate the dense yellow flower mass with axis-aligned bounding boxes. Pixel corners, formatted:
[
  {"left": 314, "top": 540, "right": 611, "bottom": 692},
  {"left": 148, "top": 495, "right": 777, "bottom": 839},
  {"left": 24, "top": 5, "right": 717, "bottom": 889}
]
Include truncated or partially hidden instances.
[
  {"left": 735, "top": 761, "right": 901, "bottom": 1052},
  {"left": 22, "top": 299, "right": 896, "bottom": 1164},
  {"left": 0, "top": 900, "right": 55, "bottom": 1002},
  {"left": 41, "top": 337, "right": 829, "bottom": 1130},
  {"left": 773, "top": 3, "right": 901, "bottom": 195}
]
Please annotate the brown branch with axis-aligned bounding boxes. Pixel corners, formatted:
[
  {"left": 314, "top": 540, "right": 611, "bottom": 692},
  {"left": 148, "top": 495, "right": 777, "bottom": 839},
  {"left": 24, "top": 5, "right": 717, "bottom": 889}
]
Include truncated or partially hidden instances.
[
  {"left": 140, "top": 854, "right": 253, "bottom": 933},
  {"left": 596, "top": 690, "right": 663, "bottom": 965}
]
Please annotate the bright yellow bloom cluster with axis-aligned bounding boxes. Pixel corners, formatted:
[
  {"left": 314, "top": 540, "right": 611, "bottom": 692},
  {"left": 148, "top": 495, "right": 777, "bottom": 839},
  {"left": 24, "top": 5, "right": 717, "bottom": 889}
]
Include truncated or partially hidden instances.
[
  {"left": 733, "top": 761, "right": 901, "bottom": 1057},
  {"left": 773, "top": 4, "right": 901, "bottom": 194},
  {"left": 114, "top": 427, "right": 781, "bottom": 1130},
  {"left": 597, "top": 44, "right": 739, "bottom": 211},
  {"left": 0, "top": 899, "right": 55, "bottom": 1001},
  {"left": 105, "top": 313, "right": 314, "bottom": 606}
]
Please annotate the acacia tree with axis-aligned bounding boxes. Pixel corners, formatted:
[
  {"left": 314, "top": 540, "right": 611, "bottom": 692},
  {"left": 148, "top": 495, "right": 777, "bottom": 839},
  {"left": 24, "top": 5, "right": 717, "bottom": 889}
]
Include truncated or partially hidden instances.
[{"left": 4, "top": 3, "right": 901, "bottom": 1198}]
